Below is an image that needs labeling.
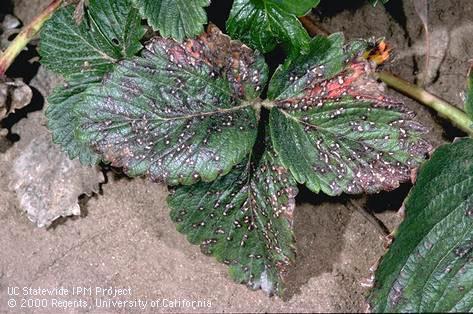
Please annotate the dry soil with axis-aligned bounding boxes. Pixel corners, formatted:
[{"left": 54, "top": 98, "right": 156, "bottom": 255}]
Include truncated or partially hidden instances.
[{"left": 1, "top": 0, "right": 472, "bottom": 312}]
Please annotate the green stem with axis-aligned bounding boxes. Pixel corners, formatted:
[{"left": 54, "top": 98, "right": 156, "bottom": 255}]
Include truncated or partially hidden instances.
[
  {"left": 297, "top": 15, "right": 473, "bottom": 136},
  {"left": 377, "top": 71, "right": 473, "bottom": 137},
  {"left": 0, "top": 0, "right": 63, "bottom": 76}
]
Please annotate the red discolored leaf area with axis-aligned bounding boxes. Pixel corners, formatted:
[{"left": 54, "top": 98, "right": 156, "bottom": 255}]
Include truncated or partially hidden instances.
[
  {"left": 269, "top": 35, "right": 431, "bottom": 196},
  {"left": 153, "top": 24, "right": 266, "bottom": 99}
]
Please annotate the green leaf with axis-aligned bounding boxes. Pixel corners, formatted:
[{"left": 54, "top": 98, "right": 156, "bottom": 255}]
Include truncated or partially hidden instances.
[
  {"left": 273, "top": 0, "right": 321, "bottom": 16},
  {"left": 168, "top": 140, "right": 298, "bottom": 295},
  {"left": 226, "top": 0, "right": 319, "bottom": 54},
  {"left": 76, "top": 25, "right": 268, "bottom": 185},
  {"left": 132, "top": 0, "right": 210, "bottom": 41},
  {"left": 46, "top": 73, "right": 101, "bottom": 165},
  {"left": 268, "top": 35, "right": 431, "bottom": 196},
  {"left": 369, "top": 138, "right": 473, "bottom": 312},
  {"left": 39, "top": 0, "right": 145, "bottom": 78},
  {"left": 41, "top": 0, "right": 145, "bottom": 164},
  {"left": 465, "top": 66, "right": 473, "bottom": 119}
]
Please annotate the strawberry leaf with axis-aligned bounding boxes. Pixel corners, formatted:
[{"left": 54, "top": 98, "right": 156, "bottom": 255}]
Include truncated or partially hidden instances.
[
  {"left": 76, "top": 25, "right": 268, "bottom": 185},
  {"left": 41, "top": 0, "right": 145, "bottom": 164},
  {"left": 226, "top": 0, "right": 319, "bottom": 54},
  {"left": 46, "top": 74, "right": 101, "bottom": 165},
  {"left": 39, "top": 0, "right": 145, "bottom": 78},
  {"left": 269, "top": 35, "right": 431, "bottom": 196},
  {"left": 369, "top": 138, "right": 473, "bottom": 312},
  {"left": 275, "top": 0, "right": 322, "bottom": 16},
  {"left": 168, "top": 139, "right": 298, "bottom": 295},
  {"left": 131, "top": 0, "right": 210, "bottom": 41}
]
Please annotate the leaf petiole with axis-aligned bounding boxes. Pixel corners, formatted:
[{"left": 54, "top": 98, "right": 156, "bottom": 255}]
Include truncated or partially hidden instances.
[
  {"left": 298, "top": 15, "right": 329, "bottom": 36},
  {"left": 0, "top": 0, "right": 63, "bottom": 76},
  {"left": 260, "top": 99, "right": 275, "bottom": 109},
  {"left": 377, "top": 71, "right": 473, "bottom": 137},
  {"left": 298, "top": 15, "right": 473, "bottom": 137}
]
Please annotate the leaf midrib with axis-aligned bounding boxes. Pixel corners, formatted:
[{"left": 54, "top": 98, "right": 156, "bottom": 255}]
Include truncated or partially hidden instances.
[{"left": 279, "top": 108, "right": 418, "bottom": 164}]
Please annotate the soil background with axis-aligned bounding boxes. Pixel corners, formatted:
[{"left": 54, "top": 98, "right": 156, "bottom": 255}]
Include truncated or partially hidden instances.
[{"left": 1, "top": 0, "right": 472, "bottom": 313}]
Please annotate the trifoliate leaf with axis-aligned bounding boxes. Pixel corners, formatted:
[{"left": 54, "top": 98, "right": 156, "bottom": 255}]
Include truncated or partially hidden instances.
[
  {"left": 268, "top": 35, "right": 431, "bottom": 196},
  {"left": 39, "top": 0, "right": 145, "bottom": 78},
  {"left": 369, "top": 138, "right": 473, "bottom": 312},
  {"left": 226, "top": 0, "right": 319, "bottom": 54},
  {"left": 132, "top": 0, "right": 210, "bottom": 41},
  {"left": 464, "top": 66, "right": 473, "bottom": 119},
  {"left": 77, "top": 25, "right": 268, "bottom": 185},
  {"left": 46, "top": 74, "right": 101, "bottom": 165},
  {"left": 168, "top": 141, "right": 298, "bottom": 295}
]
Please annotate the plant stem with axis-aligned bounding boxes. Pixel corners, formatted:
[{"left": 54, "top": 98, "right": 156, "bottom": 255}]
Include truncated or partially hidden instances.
[
  {"left": 298, "top": 12, "right": 473, "bottom": 136},
  {"left": 0, "top": 0, "right": 63, "bottom": 76},
  {"left": 377, "top": 71, "right": 473, "bottom": 136},
  {"left": 299, "top": 16, "right": 329, "bottom": 36}
]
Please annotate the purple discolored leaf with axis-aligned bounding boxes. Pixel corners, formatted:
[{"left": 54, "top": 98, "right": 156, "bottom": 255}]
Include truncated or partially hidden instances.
[{"left": 77, "top": 25, "right": 268, "bottom": 185}]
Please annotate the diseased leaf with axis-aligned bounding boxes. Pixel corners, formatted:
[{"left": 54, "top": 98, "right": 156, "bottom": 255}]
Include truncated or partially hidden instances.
[
  {"left": 46, "top": 74, "right": 101, "bottom": 165},
  {"left": 77, "top": 25, "right": 268, "bottom": 185},
  {"left": 41, "top": 0, "right": 145, "bottom": 164},
  {"left": 369, "top": 138, "right": 473, "bottom": 312},
  {"left": 132, "top": 0, "right": 210, "bottom": 41},
  {"left": 226, "top": 0, "right": 319, "bottom": 54},
  {"left": 267, "top": 34, "right": 346, "bottom": 100},
  {"left": 268, "top": 35, "right": 431, "bottom": 196},
  {"left": 39, "top": 0, "right": 145, "bottom": 78},
  {"left": 168, "top": 139, "right": 298, "bottom": 295},
  {"left": 73, "top": 0, "right": 87, "bottom": 24}
]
